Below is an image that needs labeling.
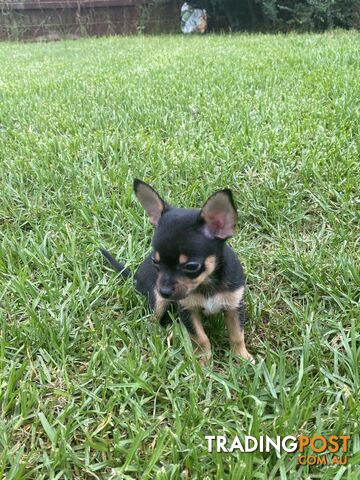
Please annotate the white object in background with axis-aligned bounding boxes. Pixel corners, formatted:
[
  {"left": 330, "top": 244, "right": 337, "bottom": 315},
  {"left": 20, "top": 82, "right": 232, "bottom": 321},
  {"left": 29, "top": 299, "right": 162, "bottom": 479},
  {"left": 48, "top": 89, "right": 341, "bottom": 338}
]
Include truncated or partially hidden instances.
[{"left": 181, "top": 3, "right": 208, "bottom": 34}]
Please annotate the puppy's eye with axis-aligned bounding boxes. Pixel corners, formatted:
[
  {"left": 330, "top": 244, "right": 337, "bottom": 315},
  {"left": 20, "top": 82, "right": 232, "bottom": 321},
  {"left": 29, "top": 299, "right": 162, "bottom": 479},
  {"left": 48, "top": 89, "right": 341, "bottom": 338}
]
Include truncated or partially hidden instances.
[{"left": 182, "top": 262, "right": 202, "bottom": 273}]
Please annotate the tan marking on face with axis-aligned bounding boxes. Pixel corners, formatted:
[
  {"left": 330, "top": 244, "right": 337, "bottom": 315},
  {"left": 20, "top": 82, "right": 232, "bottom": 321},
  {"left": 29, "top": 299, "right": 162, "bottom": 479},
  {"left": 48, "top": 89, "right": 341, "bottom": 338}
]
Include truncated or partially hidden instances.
[
  {"left": 187, "top": 255, "right": 216, "bottom": 289},
  {"left": 225, "top": 308, "right": 253, "bottom": 362},
  {"left": 154, "top": 251, "right": 160, "bottom": 262},
  {"left": 189, "top": 310, "right": 212, "bottom": 366},
  {"left": 166, "top": 255, "right": 217, "bottom": 299},
  {"left": 179, "top": 254, "right": 188, "bottom": 264},
  {"left": 172, "top": 276, "right": 192, "bottom": 298},
  {"left": 180, "top": 286, "right": 244, "bottom": 313},
  {"left": 156, "top": 255, "right": 217, "bottom": 300},
  {"left": 205, "top": 255, "right": 216, "bottom": 273}
]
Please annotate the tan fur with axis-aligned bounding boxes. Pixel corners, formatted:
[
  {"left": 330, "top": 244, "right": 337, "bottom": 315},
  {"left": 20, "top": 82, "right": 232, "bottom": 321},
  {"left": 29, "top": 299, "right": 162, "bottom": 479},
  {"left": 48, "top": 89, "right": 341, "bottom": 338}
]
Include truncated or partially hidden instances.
[
  {"left": 192, "top": 255, "right": 216, "bottom": 287},
  {"left": 153, "top": 290, "right": 169, "bottom": 320},
  {"left": 189, "top": 310, "right": 212, "bottom": 366},
  {"left": 224, "top": 309, "right": 253, "bottom": 362},
  {"left": 172, "top": 277, "right": 193, "bottom": 298},
  {"left": 180, "top": 286, "right": 244, "bottom": 314},
  {"left": 154, "top": 253, "right": 252, "bottom": 364},
  {"left": 168, "top": 255, "right": 217, "bottom": 299},
  {"left": 155, "top": 251, "right": 160, "bottom": 262},
  {"left": 179, "top": 254, "right": 189, "bottom": 264}
]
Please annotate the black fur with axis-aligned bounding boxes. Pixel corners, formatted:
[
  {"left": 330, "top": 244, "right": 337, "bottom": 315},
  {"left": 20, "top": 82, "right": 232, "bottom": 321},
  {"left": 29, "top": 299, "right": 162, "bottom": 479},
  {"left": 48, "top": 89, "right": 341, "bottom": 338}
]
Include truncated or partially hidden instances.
[
  {"left": 101, "top": 179, "right": 252, "bottom": 363},
  {"left": 179, "top": 309, "right": 196, "bottom": 336},
  {"left": 100, "top": 248, "right": 131, "bottom": 280}
]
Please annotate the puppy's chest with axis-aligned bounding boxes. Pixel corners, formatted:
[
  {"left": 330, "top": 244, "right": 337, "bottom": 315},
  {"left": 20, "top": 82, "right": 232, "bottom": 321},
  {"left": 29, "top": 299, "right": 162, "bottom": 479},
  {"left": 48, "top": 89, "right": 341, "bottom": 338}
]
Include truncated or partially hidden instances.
[
  {"left": 179, "top": 287, "right": 244, "bottom": 315},
  {"left": 198, "top": 295, "right": 228, "bottom": 315}
]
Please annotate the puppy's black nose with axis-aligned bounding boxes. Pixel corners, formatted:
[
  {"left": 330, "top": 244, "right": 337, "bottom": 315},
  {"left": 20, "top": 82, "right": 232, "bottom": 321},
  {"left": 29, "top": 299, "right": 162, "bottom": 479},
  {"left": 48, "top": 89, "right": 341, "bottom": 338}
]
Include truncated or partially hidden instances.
[{"left": 159, "top": 286, "right": 173, "bottom": 299}]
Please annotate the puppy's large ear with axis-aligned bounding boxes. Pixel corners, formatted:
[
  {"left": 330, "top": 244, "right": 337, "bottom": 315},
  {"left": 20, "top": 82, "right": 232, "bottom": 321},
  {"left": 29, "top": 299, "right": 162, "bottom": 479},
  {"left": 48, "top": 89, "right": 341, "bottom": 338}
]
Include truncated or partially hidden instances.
[
  {"left": 133, "top": 179, "right": 166, "bottom": 226},
  {"left": 200, "top": 189, "right": 237, "bottom": 239}
]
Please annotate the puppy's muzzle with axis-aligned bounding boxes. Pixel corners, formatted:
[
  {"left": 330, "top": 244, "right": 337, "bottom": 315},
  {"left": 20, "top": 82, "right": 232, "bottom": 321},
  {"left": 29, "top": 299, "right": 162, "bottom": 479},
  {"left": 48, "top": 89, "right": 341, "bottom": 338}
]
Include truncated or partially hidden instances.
[
  {"left": 157, "top": 273, "right": 190, "bottom": 300},
  {"left": 159, "top": 286, "right": 173, "bottom": 299},
  {"left": 158, "top": 285, "right": 189, "bottom": 301}
]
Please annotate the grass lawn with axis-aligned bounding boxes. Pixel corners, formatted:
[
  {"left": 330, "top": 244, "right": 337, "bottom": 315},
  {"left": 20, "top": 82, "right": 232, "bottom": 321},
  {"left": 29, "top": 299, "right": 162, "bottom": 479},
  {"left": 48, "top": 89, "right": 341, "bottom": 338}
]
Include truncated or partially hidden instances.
[{"left": 0, "top": 31, "right": 359, "bottom": 479}]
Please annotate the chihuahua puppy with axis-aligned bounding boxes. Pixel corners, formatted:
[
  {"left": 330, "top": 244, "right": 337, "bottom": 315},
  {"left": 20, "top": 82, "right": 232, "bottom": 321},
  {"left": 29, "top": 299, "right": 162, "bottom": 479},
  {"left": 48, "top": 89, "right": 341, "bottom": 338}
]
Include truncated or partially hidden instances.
[{"left": 101, "top": 179, "right": 253, "bottom": 365}]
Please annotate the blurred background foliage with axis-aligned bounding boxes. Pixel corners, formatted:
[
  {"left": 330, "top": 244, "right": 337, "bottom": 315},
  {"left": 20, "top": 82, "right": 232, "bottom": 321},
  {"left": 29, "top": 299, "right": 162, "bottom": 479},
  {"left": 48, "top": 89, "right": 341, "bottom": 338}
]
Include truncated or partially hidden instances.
[{"left": 191, "top": 0, "right": 360, "bottom": 31}]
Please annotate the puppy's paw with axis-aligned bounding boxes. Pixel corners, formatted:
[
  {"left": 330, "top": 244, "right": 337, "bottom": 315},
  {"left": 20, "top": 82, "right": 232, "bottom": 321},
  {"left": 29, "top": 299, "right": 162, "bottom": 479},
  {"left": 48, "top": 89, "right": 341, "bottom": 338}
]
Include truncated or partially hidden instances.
[
  {"left": 195, "top": 349, "right": 212, "bottom": 367},
  {"left": 198, "top": 355, "right": 212, "bottom": 368},
  {"left": 232, "top": 346, "right": 255, "bottom": 364}
]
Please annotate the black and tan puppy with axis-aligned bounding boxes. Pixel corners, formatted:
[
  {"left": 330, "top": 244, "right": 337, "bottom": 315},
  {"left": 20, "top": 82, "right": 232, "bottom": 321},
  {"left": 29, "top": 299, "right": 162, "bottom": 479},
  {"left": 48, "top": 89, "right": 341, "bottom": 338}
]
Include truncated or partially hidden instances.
[{"left": 101, "top": 179, "right": 253, "bottom": 365}]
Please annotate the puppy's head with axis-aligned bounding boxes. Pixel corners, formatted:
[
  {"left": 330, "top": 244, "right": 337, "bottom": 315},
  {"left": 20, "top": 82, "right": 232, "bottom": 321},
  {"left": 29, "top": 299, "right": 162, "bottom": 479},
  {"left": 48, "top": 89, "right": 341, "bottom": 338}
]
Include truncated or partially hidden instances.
[{"left": 134, "top": 179, "right": 237, "bottom": 301}]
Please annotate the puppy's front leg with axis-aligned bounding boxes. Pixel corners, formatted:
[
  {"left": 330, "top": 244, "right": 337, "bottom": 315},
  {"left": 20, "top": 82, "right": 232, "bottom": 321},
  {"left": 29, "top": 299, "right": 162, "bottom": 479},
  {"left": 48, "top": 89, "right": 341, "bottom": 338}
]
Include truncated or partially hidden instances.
[
  {"left": 152, "top": 290, "right": 170, "bottom": 322},
  {"left": 180, "top": 308, "right": 212, "bottom": 366},
  {"left": 225, "top": 301, "right": 253, "bottom": 362}
]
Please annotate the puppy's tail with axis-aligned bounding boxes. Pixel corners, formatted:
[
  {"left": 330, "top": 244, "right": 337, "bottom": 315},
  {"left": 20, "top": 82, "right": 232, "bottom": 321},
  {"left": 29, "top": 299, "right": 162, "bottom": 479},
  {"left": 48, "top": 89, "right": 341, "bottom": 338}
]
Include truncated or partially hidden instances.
[{"left": 100, "top": 249, "right": 131, "bottom": 280}]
